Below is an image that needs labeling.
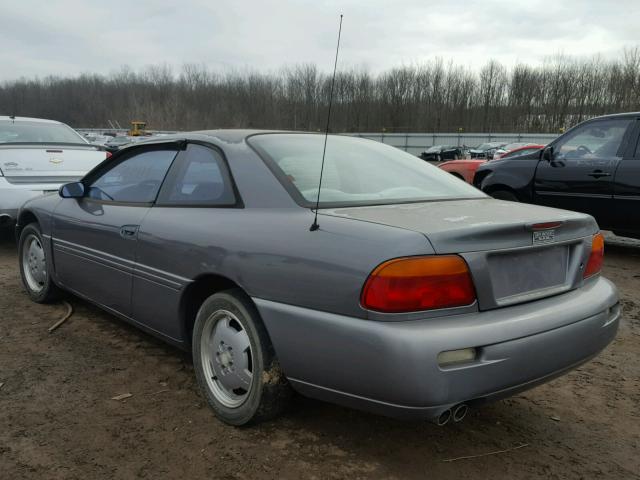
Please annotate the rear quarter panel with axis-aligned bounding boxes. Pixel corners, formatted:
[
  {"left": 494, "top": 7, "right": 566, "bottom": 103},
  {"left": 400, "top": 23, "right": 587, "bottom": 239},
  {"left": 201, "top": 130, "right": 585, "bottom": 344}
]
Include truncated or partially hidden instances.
[{"left": 134, "top": 207, "right": 434, "bottom": 342}]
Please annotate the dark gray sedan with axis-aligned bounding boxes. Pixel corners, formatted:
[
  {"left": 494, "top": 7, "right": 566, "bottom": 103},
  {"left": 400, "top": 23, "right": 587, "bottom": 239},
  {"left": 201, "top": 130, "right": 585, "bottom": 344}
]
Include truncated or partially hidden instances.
[{"left": 16, "top": 131, "right": 620, "bottom": 426}]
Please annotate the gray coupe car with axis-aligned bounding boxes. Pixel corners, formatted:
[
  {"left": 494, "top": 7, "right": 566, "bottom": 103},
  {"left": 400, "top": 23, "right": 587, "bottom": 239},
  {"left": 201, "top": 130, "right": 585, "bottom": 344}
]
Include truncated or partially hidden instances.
[{"left": 16, "top": 131, "right": 620, "bottom": 426}]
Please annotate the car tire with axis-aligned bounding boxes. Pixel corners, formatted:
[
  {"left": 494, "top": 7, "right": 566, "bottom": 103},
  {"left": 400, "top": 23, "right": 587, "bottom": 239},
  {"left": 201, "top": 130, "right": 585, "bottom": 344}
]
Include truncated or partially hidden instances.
[
  {"left": 192, "top": 289, "right": 292, "bottom": 426},
  {"left": 490, "top": 190, "right": 519, "bottom": 202},
  {"left": 18, "top": 223, "right": 62, "bottom": 303}
]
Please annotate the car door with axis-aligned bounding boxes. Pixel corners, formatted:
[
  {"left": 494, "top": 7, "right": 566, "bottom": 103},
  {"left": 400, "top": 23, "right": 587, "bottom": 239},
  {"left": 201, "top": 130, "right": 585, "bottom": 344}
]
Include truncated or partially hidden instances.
[
  {"left": 52, "top": 145, "right": 180, "bottom": 317},
  {"left": 612, "top": 118, "right": 640, "bottom": 235},
  {"left": 131, "top": 142, "right": 239, "bottom": 341},
  {"left": 534, "top": 117, "right": 635, "bottom": 224}
]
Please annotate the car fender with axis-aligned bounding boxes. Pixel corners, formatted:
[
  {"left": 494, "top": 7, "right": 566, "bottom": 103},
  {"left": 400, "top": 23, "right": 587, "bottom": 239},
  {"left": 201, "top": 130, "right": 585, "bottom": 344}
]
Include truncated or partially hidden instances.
[
  {"left": 475, "top": 158, "right": 540, "bottom": 201},
  {"left": 16, "top": 194, "right": 63, "bottom": 281}
]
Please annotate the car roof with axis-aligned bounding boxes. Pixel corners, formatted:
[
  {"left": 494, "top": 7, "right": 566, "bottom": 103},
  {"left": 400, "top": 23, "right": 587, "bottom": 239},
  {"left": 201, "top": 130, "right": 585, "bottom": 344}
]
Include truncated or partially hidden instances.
[
  {"left": 127, "top": 129, "right": 310, "bottom": 148},
  {"left": 0, "top": 115, "right": 63, "bottom": 124},
  {"left": 193, "top": 129, "right": 293, "bottom": 142},
  {"left": 588, "top": 112, "right": 640, "bottom": 121}
]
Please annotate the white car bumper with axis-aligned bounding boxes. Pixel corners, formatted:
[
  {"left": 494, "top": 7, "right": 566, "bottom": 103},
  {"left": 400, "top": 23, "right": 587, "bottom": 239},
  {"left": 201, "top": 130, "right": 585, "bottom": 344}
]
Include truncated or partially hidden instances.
[{"left": 0, "top": 177, "right": 63, "bottom": 226}]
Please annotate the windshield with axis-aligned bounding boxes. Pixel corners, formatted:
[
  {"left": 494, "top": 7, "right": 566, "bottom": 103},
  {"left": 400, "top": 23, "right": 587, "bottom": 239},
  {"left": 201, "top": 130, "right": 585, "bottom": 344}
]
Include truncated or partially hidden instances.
[
  {"left": 249, "top": 134, "right": 485, "bottom": 207},
  {"left": 0, "top": 120, "right": 86, "bottom": 144}
]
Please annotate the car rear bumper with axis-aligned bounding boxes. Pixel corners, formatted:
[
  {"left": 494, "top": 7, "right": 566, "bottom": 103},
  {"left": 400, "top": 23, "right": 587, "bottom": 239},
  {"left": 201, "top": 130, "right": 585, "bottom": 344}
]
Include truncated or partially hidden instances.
[
  {"left": 255, "top": 276, "right": 620, "bottom": 420},
  {"left": 0, "top": 177, "right": 62, "bottom": 225}
]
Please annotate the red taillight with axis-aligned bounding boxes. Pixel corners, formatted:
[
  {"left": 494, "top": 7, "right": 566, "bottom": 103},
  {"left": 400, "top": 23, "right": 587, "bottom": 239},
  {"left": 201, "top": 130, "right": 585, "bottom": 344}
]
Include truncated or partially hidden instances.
[
  {"left": 361, "top": 256, "right": 476, "bottom": 313},
  {"left": 106, "top": 151, "right": 112, "bottom": 159},
  {"left": 584, "top": 233, "right": 604, "bottom": 279}
]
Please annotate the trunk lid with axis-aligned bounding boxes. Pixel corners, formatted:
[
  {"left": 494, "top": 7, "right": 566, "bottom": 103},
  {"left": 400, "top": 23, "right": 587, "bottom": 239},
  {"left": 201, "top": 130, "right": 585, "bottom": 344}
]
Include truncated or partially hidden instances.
[
  {"left": 322, "top": 199, "right": 597, "bottom": 253},
  {"left": 0, "top": 143, "right": 107, "bottom": 184},
  {"left": 322, "top": 199, "right": 598, "bottom": 310}
]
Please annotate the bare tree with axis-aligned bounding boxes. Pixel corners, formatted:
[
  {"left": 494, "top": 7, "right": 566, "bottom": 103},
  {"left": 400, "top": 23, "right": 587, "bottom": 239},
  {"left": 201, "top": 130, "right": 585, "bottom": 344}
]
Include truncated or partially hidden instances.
[{"left": 1, "top": 48, "right": 638, "bottom": 133}]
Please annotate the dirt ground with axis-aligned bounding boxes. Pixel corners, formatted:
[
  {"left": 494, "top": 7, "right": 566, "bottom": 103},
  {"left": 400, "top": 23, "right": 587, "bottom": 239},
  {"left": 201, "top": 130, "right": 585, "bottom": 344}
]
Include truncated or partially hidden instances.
[{"left": 0, "top": 231, "right": 639, "bottom": 480}]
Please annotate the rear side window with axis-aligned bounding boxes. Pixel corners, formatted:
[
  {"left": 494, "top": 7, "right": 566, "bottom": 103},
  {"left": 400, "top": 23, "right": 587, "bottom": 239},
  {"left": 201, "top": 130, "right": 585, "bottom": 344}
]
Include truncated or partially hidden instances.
[
  {"left": 157, "top": 144, "right": 236, "bottom": 206},
  {"left": 249, "top": 133, "right": 484, "bottom": 207},
  {"left": 87, "top": 149, "right": 177, "bottom": 203}
]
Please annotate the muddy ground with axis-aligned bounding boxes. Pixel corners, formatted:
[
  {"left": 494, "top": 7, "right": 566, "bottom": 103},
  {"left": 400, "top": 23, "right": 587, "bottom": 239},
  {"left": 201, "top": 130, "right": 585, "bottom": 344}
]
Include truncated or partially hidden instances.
[{"left": 0, "top": 231, "right": 639, "bottom": 479}]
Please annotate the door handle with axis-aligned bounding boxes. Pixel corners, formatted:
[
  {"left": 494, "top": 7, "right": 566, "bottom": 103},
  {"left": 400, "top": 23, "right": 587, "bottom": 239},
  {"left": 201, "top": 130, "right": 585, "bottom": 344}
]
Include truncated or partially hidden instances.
[
  {"left": 588, "top": 170, "right": 611, "bottom": 179},
  {"left": 119, "top": 225, "right": 139, "bottom": 240}
]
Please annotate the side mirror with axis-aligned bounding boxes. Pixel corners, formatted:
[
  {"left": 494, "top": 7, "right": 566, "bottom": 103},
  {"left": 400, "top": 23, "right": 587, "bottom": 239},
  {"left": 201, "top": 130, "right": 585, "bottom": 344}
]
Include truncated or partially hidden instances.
[
  {"left": 542, "top": 146, "right": 554, "bottom": 161},
  {"left": 59, "top": 182, "right": 85, "bottom": 198}
]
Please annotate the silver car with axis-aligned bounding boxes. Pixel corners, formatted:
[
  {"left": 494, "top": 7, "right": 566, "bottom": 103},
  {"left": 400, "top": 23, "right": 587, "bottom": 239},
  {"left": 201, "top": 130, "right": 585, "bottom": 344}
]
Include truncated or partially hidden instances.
[
  {"left": 16, "top": 131, "right": 620, "bottom": 426},
  {"left": 0, "top": 116, "right": 109, "bottom": 228}
]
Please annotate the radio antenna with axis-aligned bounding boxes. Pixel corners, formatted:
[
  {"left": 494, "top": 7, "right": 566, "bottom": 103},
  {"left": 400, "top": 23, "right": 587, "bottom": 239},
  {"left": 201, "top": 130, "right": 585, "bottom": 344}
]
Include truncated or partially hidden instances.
[{"left": 310, "top": 14, "right": 343, "bottom": 232}]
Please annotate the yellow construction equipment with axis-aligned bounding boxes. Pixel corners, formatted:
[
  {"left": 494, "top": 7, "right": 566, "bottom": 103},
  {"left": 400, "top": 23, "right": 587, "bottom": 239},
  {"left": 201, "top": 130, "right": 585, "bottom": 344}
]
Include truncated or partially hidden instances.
[{"left": 128, "top": 121, "right": 147, "bottom": 136}]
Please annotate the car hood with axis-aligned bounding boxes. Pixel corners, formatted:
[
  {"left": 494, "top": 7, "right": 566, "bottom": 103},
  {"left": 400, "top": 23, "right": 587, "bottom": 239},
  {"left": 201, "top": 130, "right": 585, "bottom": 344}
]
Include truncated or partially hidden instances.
[{"left": 320, "top": 199, "right": 598, "bottom": 253}]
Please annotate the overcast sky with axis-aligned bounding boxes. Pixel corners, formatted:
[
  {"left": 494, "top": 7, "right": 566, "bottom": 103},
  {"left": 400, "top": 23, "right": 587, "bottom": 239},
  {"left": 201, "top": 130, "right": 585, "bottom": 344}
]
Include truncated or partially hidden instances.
[{"left": 1, "top": 0, "right": 638, "bottom": 81}]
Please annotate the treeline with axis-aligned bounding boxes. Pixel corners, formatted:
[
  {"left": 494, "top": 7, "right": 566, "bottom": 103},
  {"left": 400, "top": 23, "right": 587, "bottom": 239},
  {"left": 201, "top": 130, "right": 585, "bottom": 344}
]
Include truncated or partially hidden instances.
[{"left": 1, "top": 48, "right": 639, "bottom": 133}]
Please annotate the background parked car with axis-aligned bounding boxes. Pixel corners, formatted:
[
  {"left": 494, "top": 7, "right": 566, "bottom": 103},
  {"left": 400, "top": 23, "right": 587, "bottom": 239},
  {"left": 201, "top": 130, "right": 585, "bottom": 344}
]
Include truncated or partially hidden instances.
[
  {"left": 438, "top": 159, "right": 485, "bottom": 183},
  {"left": 475, "top": 112, "right": 640, "bottom": 238},
  {"left": 0, "top": 116, "right": 109, "bottom": 228},
  {"left": 419, "top": 145, "right": 464, "bottom": 162},
  {"left": 493, "top": 143, "right": 545, "bottom": 160},
  {"left": 104, "top": 135, "right": 133, "bottom": 153},
  {"left": 83, "top": 134, "right": 112, "bottom": 147},
  {"left": 492, "top": 142, "right": 539, "bottom": 159},
  {"left": 438, "top": 145, "right": 545, "bottom": 184},
  {"left": 468, "top": 142, "right": 507, "bottom": 159}
]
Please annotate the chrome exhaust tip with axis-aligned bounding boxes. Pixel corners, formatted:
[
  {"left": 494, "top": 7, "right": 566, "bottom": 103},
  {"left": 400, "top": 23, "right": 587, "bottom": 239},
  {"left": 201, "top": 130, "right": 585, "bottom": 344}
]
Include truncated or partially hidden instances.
[
  {"left": 452, "top": 404, "right": 469, "bottom": 422},
  {"left": 435, "top": 409, "right": 452, "bottom": 426}
]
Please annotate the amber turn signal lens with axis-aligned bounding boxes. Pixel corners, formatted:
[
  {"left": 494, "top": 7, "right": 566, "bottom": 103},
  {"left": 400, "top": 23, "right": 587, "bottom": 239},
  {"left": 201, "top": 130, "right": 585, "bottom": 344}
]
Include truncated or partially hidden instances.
[
  {"left": 583, "top": 233, "right": 605, "bottom": 279},
  {"left": 361, "top": 255, "right": 476, "bottom": 313}
]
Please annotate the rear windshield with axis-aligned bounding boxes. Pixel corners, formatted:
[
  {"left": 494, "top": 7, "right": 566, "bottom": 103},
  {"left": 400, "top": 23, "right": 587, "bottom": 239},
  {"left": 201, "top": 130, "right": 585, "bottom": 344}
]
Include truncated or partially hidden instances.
[
  {"left": 0, "top": 120, "right": 87, "bottom": 144},
  {"left": 249, "top": 134, "right": 485, "bottom": 207}
]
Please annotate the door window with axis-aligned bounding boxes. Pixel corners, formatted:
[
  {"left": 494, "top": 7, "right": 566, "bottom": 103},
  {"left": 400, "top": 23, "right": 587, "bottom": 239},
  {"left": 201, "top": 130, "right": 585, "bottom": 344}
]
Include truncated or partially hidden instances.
[
  {"left": 87, "top": 149, "right": 178, "bottom": 203},
  {"left": 157, "top": 144, "right": 237, "bottom": 206},
  {"left": 554, "top": 118, "right": 632, "bottom": 161}
]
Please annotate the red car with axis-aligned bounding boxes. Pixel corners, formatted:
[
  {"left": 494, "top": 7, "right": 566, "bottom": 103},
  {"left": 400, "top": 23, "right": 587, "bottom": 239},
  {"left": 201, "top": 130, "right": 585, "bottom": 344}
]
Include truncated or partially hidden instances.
[{"left": 439, "top": 144, "right": 545, "bottom": 184}]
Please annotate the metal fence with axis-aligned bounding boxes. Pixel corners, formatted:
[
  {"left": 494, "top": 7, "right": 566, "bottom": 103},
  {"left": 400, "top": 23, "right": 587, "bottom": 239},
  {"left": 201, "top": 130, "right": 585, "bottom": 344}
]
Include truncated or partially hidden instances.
[{"left": 347, "top": 133, "right": 559, "bottom": 156}]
